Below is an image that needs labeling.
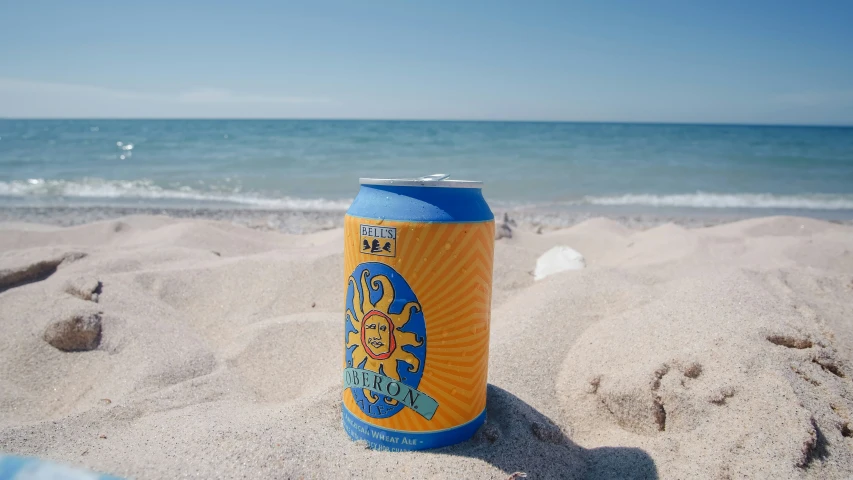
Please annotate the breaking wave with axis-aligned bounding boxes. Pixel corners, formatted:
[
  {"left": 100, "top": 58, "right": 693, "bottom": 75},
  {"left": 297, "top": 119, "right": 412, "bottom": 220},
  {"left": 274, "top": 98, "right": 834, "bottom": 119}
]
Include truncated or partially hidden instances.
[
  {"left": 0, "top": 178, "right": 352, "bottom": 210},
  {"left": 2, "top": 179, "right": 852, "bottom": 211},
  {"left": 581, "top": 192, "right": 853, "bottom": 210}
]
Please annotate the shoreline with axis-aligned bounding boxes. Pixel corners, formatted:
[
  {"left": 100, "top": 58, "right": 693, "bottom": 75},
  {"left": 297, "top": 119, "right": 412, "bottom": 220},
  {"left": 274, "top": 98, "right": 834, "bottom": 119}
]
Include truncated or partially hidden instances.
[{"left": 2, "top": 204, "right": 852, "bottom": 234}]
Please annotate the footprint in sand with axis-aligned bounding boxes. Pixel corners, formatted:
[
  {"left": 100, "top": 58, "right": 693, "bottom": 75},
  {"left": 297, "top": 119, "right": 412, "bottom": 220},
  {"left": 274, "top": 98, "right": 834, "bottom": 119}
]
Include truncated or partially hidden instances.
[
  {"left": 767, "top": 329, "right": 853, "bottom": 466},
  {"left": 588, "top": 359, "right": 717, "bottom": 435},
  {"left": 766, "top": 331, "right": 848, "bottom": 380}
]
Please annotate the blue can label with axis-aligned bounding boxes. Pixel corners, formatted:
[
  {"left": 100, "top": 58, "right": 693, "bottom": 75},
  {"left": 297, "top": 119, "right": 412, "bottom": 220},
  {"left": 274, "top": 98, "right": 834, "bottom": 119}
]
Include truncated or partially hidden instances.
[{"left": 344, "top": 262, "right": 430, "bottom": 419}]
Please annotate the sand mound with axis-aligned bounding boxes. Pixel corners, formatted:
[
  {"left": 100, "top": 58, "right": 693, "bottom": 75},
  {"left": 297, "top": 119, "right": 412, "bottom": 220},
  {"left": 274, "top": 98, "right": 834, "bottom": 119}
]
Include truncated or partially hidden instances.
[
  {"left": 557, "top": 268, "right": 853, "bottom": 477},
  {"left": 1, "top": 215, "right": 852, "bottom": 479}
]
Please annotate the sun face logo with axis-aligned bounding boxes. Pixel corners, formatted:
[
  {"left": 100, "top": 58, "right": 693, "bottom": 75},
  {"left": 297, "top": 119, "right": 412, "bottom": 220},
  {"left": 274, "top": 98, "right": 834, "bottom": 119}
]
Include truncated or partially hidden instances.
[{"left": 344, "top": 262, "right": 433, "bottom": 419}]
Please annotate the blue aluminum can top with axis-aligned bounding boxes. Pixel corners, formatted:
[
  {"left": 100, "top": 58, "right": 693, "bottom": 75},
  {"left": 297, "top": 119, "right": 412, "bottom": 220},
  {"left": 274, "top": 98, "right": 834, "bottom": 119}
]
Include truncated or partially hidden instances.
[{"left": 347, "top": 174, "right": 493, "bottom": 223}]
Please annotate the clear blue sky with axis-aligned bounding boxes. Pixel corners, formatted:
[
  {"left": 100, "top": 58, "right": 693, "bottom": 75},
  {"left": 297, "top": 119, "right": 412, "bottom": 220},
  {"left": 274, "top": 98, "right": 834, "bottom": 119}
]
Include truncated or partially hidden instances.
[{"left": 1, "top": 0, "right": 852, "bottom": 124}]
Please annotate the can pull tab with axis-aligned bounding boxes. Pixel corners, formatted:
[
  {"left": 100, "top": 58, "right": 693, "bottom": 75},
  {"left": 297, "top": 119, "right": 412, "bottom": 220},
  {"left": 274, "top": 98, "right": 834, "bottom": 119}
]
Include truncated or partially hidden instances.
[{"left": 418, "top": 174, "right": 450, "bottom": 181}]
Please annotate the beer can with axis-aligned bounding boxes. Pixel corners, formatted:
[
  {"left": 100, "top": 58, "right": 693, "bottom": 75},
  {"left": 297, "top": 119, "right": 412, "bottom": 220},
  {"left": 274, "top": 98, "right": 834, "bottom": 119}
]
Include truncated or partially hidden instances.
[{"left": 342, "top": 174, "right": 495, "bottom": 450}]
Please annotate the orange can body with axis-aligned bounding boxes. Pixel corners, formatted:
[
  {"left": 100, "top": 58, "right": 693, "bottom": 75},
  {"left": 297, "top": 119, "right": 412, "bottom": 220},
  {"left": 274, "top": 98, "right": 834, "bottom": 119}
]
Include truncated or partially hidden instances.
[{"left": 341, "top": 176, "right": 494, "bottom": 450}]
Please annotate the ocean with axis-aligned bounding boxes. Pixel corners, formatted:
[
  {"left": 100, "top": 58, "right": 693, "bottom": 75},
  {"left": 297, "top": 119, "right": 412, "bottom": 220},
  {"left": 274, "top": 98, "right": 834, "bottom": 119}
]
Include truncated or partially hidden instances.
[{"left": 1, "top": 119, "right": 852, "bottom": 220}]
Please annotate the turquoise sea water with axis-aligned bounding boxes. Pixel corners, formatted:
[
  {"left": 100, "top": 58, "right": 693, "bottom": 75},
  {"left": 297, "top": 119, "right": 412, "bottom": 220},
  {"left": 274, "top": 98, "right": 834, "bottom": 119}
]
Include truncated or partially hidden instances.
[{"left": 1, "top": 119, "right": 852, "bottom": 215}]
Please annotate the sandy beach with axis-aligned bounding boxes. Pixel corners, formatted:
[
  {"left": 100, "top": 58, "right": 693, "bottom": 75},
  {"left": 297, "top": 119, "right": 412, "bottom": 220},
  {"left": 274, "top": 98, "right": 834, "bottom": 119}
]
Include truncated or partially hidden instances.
[
  {"left": 4, "top": 0, "right": 853, "bottom": 476},
  {"left": 1, "top": 213, "right": 853, "bottom": 479}
]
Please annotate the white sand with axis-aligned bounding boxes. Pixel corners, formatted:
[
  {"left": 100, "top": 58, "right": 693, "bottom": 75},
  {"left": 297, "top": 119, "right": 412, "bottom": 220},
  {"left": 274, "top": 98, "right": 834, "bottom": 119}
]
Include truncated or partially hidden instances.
[{"left": 1, "top": 215, "right": 852, "bottom": 479}]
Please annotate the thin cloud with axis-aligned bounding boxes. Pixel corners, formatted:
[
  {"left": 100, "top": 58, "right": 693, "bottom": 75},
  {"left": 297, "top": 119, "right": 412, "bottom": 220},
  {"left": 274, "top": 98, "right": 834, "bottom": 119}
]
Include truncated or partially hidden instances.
[
  {"left": 0, "top": 78, "right": 330, "bottom": 105},
  {"left": 0, "top": 78, "right": 161, "bottom": 100},
  {"left": 176, "top": 87, "right": 327, "bottom": 104},
  {"left": 774, "top": 90, "right": 853, "bottom": 108}
]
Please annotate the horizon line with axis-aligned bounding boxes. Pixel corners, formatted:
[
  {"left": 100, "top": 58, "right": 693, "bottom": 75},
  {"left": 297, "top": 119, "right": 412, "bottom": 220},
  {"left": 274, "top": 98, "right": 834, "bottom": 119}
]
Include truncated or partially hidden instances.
[{"left": 0, "top": 117, "right": 851, "bottom": 128}]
